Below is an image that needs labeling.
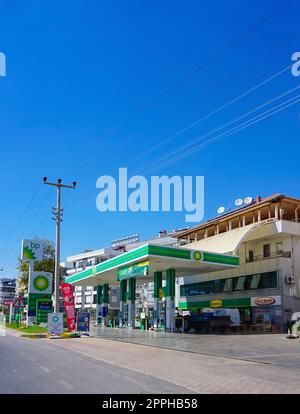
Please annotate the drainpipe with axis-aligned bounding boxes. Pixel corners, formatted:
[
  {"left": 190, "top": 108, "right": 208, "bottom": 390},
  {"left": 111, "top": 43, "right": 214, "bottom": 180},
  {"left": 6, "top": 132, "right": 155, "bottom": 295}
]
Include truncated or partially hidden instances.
[
  {"left": 275, "top": 204, "right": 279, "bottom": 220},
  {"left": 295, "top": 205, "right": 300, "bottom": 223}
]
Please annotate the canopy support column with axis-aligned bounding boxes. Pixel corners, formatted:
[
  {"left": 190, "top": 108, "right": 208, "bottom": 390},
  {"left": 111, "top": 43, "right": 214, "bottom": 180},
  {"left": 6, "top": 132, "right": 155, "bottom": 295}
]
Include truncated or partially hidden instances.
[
  {"left": 166, "top": 268, "right": 176, "bottom": 332},
  {"left": 119, "top": 279, "right": 127, "bottom": 327},
  {"left": 154, "top": 271, "right": 162, "bottom": 329},
  {"left": 128, "top": 278, "right": 136, "bottom": 329},
  {"left": 96, "top": 286, "right": 103, "bottom": 325},
  {"left": 101, "top": 284, "right": 110, "bottom": 326}
]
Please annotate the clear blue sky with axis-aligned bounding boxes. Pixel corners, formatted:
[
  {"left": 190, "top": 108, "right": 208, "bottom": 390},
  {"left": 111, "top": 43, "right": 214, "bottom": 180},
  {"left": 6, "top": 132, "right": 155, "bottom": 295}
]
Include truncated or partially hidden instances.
[{"left": 0, "top": 0, "right": 300, "bottom": 277}]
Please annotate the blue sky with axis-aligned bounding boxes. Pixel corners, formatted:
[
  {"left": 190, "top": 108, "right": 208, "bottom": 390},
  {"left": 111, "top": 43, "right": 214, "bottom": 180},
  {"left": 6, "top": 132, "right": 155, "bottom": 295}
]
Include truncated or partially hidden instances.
[{"left": 0, "top": 0, "right": 300, "bottom": 277}]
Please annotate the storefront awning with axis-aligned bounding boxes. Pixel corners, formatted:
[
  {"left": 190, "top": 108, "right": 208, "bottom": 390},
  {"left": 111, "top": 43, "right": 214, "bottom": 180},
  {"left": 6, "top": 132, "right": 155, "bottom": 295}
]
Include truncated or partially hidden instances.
[
  {"left": 186, "top": 222, "right": 263, "bottom": 254},
  {"left": 65, "top": 244, "right": 239, "bottom": 287}
]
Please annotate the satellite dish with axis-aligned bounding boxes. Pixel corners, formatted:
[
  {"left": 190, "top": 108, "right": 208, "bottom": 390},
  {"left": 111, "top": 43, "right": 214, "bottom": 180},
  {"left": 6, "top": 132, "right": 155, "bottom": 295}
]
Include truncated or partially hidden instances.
[
  {"left": 244, "top": 196, "right": 253, "bottom": 205},
  {"left": 217, "top": 207, "right": 225, "bottom": 214},
  {"left": 235, "top": 198, "right": 243, "bottom": 207}
]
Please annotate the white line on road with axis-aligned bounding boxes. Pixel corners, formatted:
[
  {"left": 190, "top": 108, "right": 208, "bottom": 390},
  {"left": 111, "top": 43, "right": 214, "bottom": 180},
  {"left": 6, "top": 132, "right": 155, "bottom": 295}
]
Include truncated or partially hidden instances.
[{"left": 244, "top": 353, "right": 300, "bottom": 358}]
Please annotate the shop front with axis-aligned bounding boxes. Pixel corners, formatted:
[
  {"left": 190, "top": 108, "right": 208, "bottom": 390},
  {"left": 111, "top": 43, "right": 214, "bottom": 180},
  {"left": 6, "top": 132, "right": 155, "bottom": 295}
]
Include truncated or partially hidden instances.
[{"left": 179, "top": 294, "right": 283, "bottom": 332}]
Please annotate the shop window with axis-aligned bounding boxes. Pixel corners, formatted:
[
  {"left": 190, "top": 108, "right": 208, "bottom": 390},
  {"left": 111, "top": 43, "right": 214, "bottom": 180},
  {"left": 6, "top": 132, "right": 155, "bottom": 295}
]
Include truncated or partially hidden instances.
[
  {"left": 233, "top": 276, "right": 246, "bottom": 291},
  {"left": 258, "top": 272, "right": 277, "bottom": 289},
  {"left": 223, "top": 278, "right": 233, "bottom": 292},
  {"left": 180, "top": 271, "right": 277, "bottom": 297},
  {"left": 249, "top": 274, "right": 261, "bottom": 289}
]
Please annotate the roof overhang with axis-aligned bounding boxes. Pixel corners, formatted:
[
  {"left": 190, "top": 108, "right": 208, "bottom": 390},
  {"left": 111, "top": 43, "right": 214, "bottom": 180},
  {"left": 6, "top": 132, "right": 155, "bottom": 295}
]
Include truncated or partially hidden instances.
[{"left": 65, "top": 244, "right": 239, "bottom": 287}]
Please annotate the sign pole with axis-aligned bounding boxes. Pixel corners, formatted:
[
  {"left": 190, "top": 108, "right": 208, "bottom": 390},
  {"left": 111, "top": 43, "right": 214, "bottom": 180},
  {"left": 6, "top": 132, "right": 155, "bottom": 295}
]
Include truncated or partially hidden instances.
[
  {"left": 27, "top": 260, "right": 35, "bottom": 327},
  {"left": 43, "top": 178, "right": 77, "bottom": 314}
]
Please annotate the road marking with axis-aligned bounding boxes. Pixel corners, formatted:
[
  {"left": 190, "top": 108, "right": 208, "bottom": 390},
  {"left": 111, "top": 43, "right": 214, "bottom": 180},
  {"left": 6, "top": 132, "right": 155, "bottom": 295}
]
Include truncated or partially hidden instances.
[
  {"left": 40, "top": 366, "right": 51, "bottom": 373},
  {"left": 244, "top": 353, "right": 300, "bottom": 358},
  {"left": 58, "top": 380, "right": 75, "bottom": 391},
  {"left": 29, "top": 357, "right": 36, "bottom": 362}
]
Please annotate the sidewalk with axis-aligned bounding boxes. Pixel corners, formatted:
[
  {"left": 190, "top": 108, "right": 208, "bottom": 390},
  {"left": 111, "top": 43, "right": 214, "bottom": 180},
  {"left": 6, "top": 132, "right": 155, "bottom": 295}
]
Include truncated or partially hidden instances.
[
  {"left": 90, "top": 326, "right": 300, "bottom": 368},
  {"left": 50, "top": 333, "right": 300, "bottom": 394}
]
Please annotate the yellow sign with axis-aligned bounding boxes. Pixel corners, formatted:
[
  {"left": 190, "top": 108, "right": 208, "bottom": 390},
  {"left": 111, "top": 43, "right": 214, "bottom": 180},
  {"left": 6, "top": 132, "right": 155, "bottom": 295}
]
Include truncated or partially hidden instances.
[
  {"left": 159, "top": 288, "right": 165, "bottom": 299},
  {"left": 210, "top": 300, "right": 223, "bottom": 308}
]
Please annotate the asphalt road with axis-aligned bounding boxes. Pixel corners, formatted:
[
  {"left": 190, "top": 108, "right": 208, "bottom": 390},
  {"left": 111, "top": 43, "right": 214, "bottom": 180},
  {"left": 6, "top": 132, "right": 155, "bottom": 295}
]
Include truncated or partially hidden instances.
[{"left": 0, "top": 333, "right": 189, "bottom": 394}]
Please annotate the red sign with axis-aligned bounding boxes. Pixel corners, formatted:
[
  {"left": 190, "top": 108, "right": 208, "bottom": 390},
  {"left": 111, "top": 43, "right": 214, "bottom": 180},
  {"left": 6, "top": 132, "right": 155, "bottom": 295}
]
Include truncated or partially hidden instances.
[
  {"left": 4, "top": 300, "right": 13, "bottom": 306},
  {"left": 61, "top": 283, "right": 76, "bottom": 331},
  {"left": 254, "top": 297, "right": 276, "bottom": 306}
]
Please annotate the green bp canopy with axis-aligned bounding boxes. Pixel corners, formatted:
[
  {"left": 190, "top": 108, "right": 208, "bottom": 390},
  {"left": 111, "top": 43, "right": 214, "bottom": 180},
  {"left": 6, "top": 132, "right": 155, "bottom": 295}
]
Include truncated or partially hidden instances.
[{"left": 65, "top": 244, "right": 239, "bottom": 287}]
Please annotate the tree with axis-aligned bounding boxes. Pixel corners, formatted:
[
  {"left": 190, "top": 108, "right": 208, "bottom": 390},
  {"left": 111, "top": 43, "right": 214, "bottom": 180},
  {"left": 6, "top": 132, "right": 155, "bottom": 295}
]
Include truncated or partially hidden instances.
[{"left": 17, "top": 238, "right": 65, "bottom": 295}]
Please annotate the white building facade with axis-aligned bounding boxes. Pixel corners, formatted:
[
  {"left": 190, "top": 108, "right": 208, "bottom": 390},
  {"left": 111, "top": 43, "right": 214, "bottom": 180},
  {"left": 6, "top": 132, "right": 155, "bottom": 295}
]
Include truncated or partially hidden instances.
[{"left": 176, "top": 194, "right": 300, "bottom": 331}]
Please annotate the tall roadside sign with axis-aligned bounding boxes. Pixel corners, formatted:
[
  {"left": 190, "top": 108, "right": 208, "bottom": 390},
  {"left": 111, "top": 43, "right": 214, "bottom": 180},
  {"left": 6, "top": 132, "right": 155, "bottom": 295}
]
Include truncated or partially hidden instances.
[
  {"left": 21, "top": 239, "right": 53, "bottom": 326},
  {"left": 61, "top": 283, "right": 76, "bottom": 331}
]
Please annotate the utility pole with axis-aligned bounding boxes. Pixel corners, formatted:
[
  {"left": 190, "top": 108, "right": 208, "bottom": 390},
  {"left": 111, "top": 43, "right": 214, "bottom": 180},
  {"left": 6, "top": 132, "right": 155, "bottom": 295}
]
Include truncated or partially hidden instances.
[{"left": 43, "top": 177, "right": 76, "bottom": 313}]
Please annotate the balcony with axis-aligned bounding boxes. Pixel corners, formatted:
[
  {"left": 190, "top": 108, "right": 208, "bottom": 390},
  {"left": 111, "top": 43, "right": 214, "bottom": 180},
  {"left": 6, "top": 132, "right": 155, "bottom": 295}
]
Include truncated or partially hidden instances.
[{"left": 246, "top": 251, "right": 291, "bottom": 263}]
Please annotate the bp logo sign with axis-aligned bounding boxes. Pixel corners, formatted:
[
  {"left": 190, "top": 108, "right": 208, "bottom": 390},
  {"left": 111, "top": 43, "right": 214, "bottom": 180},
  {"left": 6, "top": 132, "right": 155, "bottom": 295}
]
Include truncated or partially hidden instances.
[
  {"left": 190, "top": 250, "right": 203, "bottom": 262},
  {"left": 29, "top": 272, "right": 53, "bottom": 295},
  {"left": 21, "top": 239, "right": 44, "bottom": 262},
  {"left": 33, "top": 275, "right": 49, "bottom": 292}
]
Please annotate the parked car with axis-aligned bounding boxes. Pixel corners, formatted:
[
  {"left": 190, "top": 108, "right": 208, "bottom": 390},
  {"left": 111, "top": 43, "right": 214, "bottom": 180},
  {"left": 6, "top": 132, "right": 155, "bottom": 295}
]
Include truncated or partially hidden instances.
[{"left": 175, "top": 308, "right": 240, "bottom": 333}]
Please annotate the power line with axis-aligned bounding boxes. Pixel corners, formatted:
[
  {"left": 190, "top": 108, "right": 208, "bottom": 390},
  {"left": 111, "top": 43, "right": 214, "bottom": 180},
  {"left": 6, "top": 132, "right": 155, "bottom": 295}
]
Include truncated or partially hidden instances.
[
  {"left": 0, "top": 183, "right": 42, "bottom": 261},
  {"left": 145, "top": 94, "right": 300, "bottom": 173},
  {"left": 157, "top": 0, "right": 295, "bottom": 97},
  {"left": 143, "top": 84, "right": 300, "bottom": 173},
  {"left": 34, "top": 0, "right": 297, "bottom": 184},
  {"left": 131, "top": 63, "right": 293, "bottom": 169},
  {"left": 2, "top": 0, "right": 295, "bottom": 272}
]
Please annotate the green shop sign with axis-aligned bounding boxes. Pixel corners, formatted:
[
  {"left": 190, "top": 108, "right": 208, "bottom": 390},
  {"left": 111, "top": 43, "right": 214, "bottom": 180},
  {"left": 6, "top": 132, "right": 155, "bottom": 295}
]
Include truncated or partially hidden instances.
[
  {"left": 28, "top": 293, "right": 52, "bottom": 318},
  {"left": 118, "top": 261, "right": 149, "bottom": 281},
  {"left": 179, "top": 297, "right": 251, "bottom": 310},
  {"left": 36, "top": 299, "right": 53, "bottom": 324}
]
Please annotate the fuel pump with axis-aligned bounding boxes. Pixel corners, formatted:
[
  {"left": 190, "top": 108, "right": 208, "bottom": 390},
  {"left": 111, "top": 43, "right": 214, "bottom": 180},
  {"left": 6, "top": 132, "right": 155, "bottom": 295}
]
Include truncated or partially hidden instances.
[
  {"left": 122, "top": 303, "right": 128, "bottom": 327},
  {"left": 158, "top": 300, "right": 166, "bottom": 331}
]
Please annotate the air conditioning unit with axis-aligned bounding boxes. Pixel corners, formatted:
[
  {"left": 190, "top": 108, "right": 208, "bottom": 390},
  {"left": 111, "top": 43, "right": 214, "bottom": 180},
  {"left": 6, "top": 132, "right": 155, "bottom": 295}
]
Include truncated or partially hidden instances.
[{"left": 285, "top": 276, "right": 295, "bottom": 285}]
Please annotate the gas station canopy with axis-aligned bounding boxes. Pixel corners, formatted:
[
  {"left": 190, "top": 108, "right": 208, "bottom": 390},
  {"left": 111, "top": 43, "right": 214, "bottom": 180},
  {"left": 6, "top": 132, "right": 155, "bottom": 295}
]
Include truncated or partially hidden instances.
[{"left": 65, "top": 244, "right": 239, "bottom": 287}]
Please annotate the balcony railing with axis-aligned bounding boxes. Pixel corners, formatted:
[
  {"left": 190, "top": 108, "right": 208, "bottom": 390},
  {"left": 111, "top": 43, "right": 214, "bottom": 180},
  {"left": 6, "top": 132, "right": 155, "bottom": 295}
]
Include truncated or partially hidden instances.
[{"left": 246, "top": 251, "right": 291, "bottom": 263}]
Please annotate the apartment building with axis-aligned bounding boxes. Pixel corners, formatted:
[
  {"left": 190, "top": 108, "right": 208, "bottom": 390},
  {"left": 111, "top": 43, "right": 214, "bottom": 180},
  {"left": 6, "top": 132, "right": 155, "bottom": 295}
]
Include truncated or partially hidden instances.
[
  {"left": 0, "top": 278, "right": 16, "bottom": 308},
  {"left": 176, "top": 194, "right": 300, "bottom": 331},
  {"left": 63, "top": 247, "right": 118, "bottom": 313}
]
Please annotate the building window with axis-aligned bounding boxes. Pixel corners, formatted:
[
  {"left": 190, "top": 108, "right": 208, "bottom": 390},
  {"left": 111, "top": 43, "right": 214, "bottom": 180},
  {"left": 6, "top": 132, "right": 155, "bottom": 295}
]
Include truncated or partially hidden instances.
[
  {"left": 276, "top": 242, "right": 283, "bottom": 254},
  {"left": 180, "top": 271, "right": 277, "bottom": 297},
  {"left": 223, "top": 278, "right": 233, "bottom": 292},
  {"left": 263, "top": 244, "right": 270, "bottom": 258},
  {"left": 248, "top": 250, "right": 254, "bottom": 262},
  {"left": 234, "top": 276, "right": 246, "bottom": 291},
  {"left": 249, "top": 274, "right": 261, "bottom": 289}
]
